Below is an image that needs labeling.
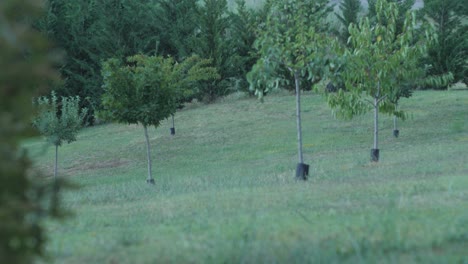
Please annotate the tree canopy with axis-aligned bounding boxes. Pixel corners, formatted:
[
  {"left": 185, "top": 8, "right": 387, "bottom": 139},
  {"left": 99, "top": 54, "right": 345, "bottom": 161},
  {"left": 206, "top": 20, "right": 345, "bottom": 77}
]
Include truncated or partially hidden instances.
[
  {"left": 248, "top": 0, "right": 335, "bottom": 178},
  {"left": 101, "top": 54, "right": 218, "bottom": 183},
  {"left": 328, "top": 0, "right": 427, "bottom": 161},
  {"left": 33, "top": 92, "right": 87, "bottom": 178}
]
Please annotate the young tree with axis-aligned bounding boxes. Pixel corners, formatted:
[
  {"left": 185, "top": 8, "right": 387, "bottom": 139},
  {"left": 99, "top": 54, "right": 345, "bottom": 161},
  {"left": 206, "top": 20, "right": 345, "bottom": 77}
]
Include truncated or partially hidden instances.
[
  {"left": 328, "top": 0, "right": 426, "bottom": 162},
  {"left": 1, "top": 0, "right": 65, "bottom": 262},
  {"left": 248, "top": 0, "right": 334, "bottom": 179},
  {"left": 101, "top": 55, "right": 218, "bottom": 184},
  {"left": 33, "top": 92, "right": 88, "bottom": 178}
]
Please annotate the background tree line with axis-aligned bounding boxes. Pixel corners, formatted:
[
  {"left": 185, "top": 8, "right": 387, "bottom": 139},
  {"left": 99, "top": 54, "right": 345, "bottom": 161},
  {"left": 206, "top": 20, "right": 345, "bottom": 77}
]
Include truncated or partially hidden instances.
[
  {"left": 38, "top": 0, "right": 266, "bottom": 122},
  {"left": 38, "top": 0, "right": 467, "bottom": 123}
]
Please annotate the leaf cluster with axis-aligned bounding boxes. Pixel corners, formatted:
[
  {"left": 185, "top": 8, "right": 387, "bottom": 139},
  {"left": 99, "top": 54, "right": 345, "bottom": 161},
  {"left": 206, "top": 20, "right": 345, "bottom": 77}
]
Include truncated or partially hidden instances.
[
  {"left": 101, "top": 54, "right": 219, "bottom": 127},
  {"left": 33, "top": 91, "right": 88, "bottom": 147},
  {"left": 419, "top": 0, "right": 468, "bottom": 87},
  {"left": 248, "top": 0, "right": 334, "bottom": 98},
  {"left": 335, "top": 0, "right": 362, "bottom": 45},
  {"left": 328, "top": 0, "right": 426, "bottom": 119}
]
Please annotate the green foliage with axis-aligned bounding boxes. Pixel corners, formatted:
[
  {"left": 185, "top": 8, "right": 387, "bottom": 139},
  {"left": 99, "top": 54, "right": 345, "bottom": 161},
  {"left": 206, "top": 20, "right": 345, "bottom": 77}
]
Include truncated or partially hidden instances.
[
  {"left": 155, "top": 0, "right": 199, "bottom": 60},
  {"left": 328, "top": 0, "right": 425, "bottom": 119},
  {"left": 335, "top": 0, "right": 362, "bottom": 45},
  {"left": 101, "top": 54, "right": 218, "bottom": 183},
  {"left": 0, "top": 0, "right": 65, "bottom": 262},
  {"left": 227, "top": 0, "right": 263, "bottom": 94},
  {"left": 39, "top": 0, "right": 161, "bottom": 122},
  {"left": 193, "top": 0, "right": 235, "bottom": 102},
  {"left": 248, "top": 0, "right": 334, "bottom": 98},
  {"left": 419, "top": 0, "right": 468, "bottom": 87},
  {"left": 101, "top": 54, "right": 219, "bottom": 127},
  {"left": 368, "top": 0, "right": 415, "bottom": 35},
  {"left": 38, "top": 0, "right": 269, "bottom": 108},
  {"left": 33, "top": 91, "right": 88, "bottom": 147}
]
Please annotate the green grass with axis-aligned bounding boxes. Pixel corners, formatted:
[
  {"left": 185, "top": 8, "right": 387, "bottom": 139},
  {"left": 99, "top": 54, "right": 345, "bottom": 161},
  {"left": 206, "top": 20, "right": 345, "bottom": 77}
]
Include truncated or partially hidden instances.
[{"left": 25, "top": 90, "right": 468, "bottom": 263}]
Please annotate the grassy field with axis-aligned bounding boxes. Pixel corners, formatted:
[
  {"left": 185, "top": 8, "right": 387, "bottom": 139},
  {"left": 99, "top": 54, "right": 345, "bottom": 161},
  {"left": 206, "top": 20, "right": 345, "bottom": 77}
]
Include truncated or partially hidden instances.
[{"left": 25, "top": 90, "right": 467, "bottom": 263}]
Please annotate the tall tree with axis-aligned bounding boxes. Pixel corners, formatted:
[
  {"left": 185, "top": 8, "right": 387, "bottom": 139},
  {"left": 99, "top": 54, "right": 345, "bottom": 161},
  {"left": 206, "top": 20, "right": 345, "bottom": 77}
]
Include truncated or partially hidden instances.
[
  {"left": 155, "top": 0, "right": 199, "bottom": 60},
  {"left": 328, "top": 0, "right": 426, "bottom": 162},
  {"left": 0, "top": 0, "right": 65, "bottom": 262},
  {"left": 248, "top": 0, "right": 334, "bottom": 179},
  {"left": 33, "top": 92, "right": 88, "bottom": 178},
  {"left": 39, "top": 0, "right": 161, "bottom": 122},
  {"left": 193, "top": 0, "right": 234, "bottom": 102},
  {"left": 419, "top": 0, "right": 467, "bottom": 87},
  {"left": 227, "top": 0, "right": 262, "bottom": 94},
  {"left": 101, "top": 55, "right": 218, "bottom": 184}
]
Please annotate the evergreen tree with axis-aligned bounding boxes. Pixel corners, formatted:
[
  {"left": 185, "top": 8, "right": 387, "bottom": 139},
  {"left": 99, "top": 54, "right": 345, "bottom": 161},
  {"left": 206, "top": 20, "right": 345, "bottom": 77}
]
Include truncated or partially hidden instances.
[
  {"left": 420, "top": 0, "right": 467, "bottom": 87},
  {"left": 227, "top": 0, "right": 261, "bottom": 94},
  {"left": 155, "top": 0, "right": 199, "bottom": 60},
  {"left": 39, "top": 0, "right": 161, "bottom": 122},
  {"left": 193, "top": 0, "right": 234, "bottom": 102}
]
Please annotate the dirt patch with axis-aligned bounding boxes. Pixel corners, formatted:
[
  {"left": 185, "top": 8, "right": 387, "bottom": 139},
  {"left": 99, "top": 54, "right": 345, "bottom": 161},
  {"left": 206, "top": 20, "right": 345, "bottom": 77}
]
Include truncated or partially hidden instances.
[{"left": 60, "top": 158, "right": 130, "bottom": 176}]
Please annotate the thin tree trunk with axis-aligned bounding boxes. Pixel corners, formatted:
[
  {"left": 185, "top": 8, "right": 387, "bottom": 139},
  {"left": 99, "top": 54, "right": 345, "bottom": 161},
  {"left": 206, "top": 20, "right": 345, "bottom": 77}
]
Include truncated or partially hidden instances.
[
  {"left": 374, "top": 81, "right": 380, "bottom": 150},
  {"left": 170, "top": 114, "right": 175, "bottom": 135},
  {"left": 370, "top": 81, "right": 382, "bottom": 162},
  {"left": 294, "top": 71, "right": 304, "bottom": 164},
  {"left": 54, "top": 144, "right": 58, "bottom": 178},
  {"left": 143, "top": 125, "right": 154, "bottom": 184},
  {"left": 374, "top": 97, "right": 379, "bottom": 150},
  {"left": 393, "top": 103, "right": 398, "bottom": 131}
]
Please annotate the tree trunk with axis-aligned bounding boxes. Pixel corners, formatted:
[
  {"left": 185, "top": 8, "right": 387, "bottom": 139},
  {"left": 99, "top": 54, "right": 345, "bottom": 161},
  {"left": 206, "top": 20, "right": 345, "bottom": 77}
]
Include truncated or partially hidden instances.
[
  {"left": 144, "top": 125, "right": 155, "bottom": 184},
  {"left": 393, "top": 103, "right": 399, "bottom": 138},
  {"left": 371, "top": 81, "right": 380, "bottom": 162},
  {"left": 170, "top": 114, "right": 175, "bottom": 135},
  {"left": 373, "top": 96, "right": 378, "bottom": 150},
  {"left": 294, "top": 70, "right": 308, "bottom": 180},
  {"left": 54, "top": 144, "right": 58, "bottom": 178},
  {"left": 294, "top": 71, "right": 304, "bottom": 164}
]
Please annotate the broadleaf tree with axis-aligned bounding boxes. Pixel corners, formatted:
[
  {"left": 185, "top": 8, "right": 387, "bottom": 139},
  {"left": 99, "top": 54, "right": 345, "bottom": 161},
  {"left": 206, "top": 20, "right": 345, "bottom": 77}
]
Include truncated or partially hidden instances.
[
  {"left": 248, "top": 0, "right": 334, "bottom": 179},
  {"left": 328, "top": 0, "right": 427, "bottom": 162},
  {"left": 101, "top": 55, "right": 218, "bottom": 184},
  {"left": 33, "top": 91, "right": 88, "bottom": 178}
]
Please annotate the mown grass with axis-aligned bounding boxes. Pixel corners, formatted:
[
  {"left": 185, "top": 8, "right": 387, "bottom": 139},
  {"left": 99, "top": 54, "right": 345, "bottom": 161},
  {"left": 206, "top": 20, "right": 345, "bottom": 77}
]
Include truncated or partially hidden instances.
[{"left": 25, "top": 90, "right": 468, "bottom": 263}]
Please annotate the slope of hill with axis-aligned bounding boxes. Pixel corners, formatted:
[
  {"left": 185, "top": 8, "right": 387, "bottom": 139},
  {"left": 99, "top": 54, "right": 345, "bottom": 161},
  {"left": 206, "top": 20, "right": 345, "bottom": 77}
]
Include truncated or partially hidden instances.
[{"left": 27, "top": 90, "right": 467, "bottom": 263}]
